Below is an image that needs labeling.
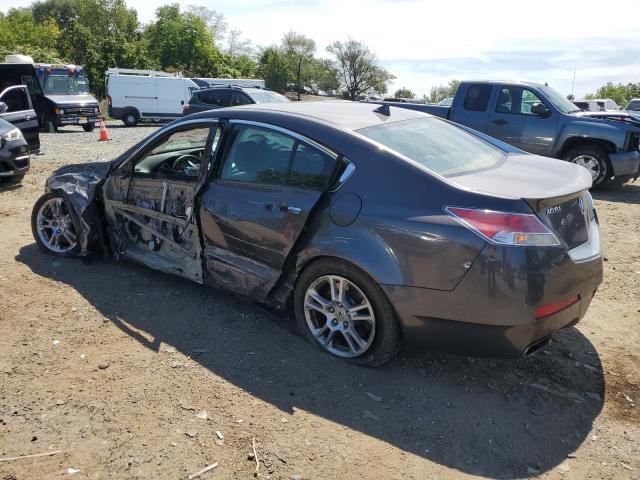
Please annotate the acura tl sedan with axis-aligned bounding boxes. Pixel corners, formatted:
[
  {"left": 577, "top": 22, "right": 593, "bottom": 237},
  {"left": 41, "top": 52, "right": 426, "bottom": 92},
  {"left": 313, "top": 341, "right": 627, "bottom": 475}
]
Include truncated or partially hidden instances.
[{"left": 31, "top": 102, "right": 603, "bottom": 366}]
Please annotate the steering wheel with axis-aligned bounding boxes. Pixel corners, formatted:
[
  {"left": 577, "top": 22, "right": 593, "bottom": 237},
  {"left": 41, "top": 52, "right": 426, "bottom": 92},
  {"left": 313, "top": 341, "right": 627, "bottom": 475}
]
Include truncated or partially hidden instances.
[{"left": 172, "top": 154, "right": 201, "bottom": 175}]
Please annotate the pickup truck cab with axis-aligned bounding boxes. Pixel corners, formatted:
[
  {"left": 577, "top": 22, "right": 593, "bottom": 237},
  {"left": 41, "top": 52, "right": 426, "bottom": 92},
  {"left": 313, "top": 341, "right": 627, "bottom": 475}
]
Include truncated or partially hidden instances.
[{"left": 384, "top": 81, "right": 640, "bottom": 187}]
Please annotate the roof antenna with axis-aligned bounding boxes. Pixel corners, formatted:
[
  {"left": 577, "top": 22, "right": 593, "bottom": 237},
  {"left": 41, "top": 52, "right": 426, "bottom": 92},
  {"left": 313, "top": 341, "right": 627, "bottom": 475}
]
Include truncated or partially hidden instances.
[{"left": 374, "top": 103, "right": 391, "bottom": 116}]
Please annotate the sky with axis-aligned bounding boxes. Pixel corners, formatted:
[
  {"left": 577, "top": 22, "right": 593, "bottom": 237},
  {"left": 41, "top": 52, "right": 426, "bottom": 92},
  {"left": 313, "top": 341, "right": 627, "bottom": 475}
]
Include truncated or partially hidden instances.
[{"left": 2, "top": 0, "right": 639, "bottom": 98}]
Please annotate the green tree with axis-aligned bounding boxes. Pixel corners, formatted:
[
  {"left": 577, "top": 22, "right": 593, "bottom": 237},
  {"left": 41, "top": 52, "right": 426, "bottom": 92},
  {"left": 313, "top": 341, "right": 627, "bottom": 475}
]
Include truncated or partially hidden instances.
[
  {"left": 393, "top": 87, "right": 415, "bottom": 99},
  {"left": 282, "top": 31, "right": 315, "bottom": 100},
  {"left": 144, "top": 4, "right": 227, "bottom": 78},
  {"left": 0, "top": 8, "right": 61, "bottom": 60},
  {"left": 258, "top": 46, "right": 289, "bottom": 92},
  {"left": 585, "top": 82, "right": 640, "bottom": 107},
  {"left": 309, "top": 57, "right": 339, "bottom": 92},
  {"left": 327, "top": 39, "right": 394, "bottom": 100},
  {"left": 428, "top": 79, "right": 459, "bottom": 103}
]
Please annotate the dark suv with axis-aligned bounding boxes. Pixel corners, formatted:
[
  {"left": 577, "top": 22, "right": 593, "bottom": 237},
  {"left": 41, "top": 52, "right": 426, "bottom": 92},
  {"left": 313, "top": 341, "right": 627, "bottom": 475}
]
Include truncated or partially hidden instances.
[{"left": 183, "top": 86, "right": 289, "bottom": 115}]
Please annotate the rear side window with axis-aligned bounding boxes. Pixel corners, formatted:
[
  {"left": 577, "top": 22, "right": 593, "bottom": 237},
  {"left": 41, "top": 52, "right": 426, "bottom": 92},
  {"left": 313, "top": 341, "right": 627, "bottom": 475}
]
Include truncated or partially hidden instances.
[
  {"left": 358, "top": 118, "right": 504, "bottom": 177},
  {"left": 231, "top": 92, "right": 252, "bottom": 106},
  {"left": 197, "top": 90, "right": 228, "bottom": 107},
  {"left": 220, "top": 126, "right": 294, "bottom": 185},
  {"left": 463, "top": 84, "right": 492, "bottom": 112},
  {"left": 288, "top": 143, "right": 335, "bottom": 189}
]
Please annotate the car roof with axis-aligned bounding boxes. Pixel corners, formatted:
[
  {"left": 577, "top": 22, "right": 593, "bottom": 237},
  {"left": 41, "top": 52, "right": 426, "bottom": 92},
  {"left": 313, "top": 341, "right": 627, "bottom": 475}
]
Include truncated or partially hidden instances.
[{"left": 215, "top": 100, "right": 428, "bottom": 130}]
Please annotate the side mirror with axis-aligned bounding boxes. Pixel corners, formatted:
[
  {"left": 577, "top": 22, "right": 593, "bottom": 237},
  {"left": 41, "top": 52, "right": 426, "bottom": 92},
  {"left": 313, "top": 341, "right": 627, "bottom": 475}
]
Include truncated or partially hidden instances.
[
  {"left": 0, "top": 102, "right": 7, "bottom": 114},
  {"left": 531, "top": 102, "right": 550, "bottom": 117}
]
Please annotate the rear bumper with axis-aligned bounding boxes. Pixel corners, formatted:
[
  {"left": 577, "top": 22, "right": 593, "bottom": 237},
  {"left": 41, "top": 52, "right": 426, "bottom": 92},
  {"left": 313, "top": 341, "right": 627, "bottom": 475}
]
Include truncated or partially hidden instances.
[
  {"left": 383, "top": 243, "right": 603, "bottom": 358},
  {"left": 609, "top": 150, "right": 640, "bottom": 178},
  {"left": 0, "top": 141, "right": 30, "bottom": 178}
]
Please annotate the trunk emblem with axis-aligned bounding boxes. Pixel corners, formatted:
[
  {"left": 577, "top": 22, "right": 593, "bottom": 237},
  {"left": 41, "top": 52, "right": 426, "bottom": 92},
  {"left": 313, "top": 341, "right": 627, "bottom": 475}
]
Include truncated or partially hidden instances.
[{"left": 546, "top": 205, "right": 561, "bottom": 215}]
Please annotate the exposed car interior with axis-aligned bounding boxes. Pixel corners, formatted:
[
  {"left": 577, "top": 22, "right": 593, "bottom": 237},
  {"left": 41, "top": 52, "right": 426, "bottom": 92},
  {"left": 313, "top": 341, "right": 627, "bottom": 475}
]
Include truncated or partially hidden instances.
[{"left": 134, "top": 128, "right": 210, "bottom": 177}]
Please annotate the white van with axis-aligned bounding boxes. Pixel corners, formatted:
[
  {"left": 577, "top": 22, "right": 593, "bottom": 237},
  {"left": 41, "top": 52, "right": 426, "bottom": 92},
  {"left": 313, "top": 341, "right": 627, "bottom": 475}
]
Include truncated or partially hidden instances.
[{"left": 106, "top": 69, "right": 199, "bottom": 126}]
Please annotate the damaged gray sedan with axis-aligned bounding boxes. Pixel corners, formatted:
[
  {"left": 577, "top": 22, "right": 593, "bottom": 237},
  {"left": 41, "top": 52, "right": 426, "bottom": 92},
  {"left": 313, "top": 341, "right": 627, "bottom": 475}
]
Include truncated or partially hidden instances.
[{"left": 31, "top": 102, "right": 603, "bottom": 366}]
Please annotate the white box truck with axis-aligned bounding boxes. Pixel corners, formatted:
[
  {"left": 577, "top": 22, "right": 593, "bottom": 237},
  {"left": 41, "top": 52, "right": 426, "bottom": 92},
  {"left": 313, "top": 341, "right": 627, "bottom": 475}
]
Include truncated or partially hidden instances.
[{"left": 105, "top": 69, "right": 199, "bottom": 126}]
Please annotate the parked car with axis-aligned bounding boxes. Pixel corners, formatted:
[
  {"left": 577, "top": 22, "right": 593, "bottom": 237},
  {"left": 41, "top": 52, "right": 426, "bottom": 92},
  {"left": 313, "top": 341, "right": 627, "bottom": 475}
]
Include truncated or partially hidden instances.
[
  {"left": 105, "top": 68, "right": 200, "bottom": 126},
  {"left": 183, "top": 86, "right": 289, "bottom": 115},
  {"left": 0, "top": 55, "right": 100, "bottom": 133},
  {"left": 0, "top": 85, "right": 40, "bottom": 153},
  {"left": 625, "top": 98, "right": 640, "bottom": 111},
  {"left": 573, "top": 98, "right": 620, "bottom": 111},
  {"left": 0, "top": 116, "right": 30, "bottom": 182},
  {"left": 380, "top": 81, "right": 640, "bottom": 188},
  {"left": 30, "top": 102, "right": 603, "bottom": 366}
]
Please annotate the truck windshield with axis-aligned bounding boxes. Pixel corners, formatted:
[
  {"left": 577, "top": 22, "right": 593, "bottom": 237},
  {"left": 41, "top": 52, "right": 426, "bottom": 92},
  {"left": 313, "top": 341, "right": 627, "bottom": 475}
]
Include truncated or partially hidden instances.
[
  {"left": 357, "top": 118, "right": 505, "bottom": 177},
  {"left": 42, "top": 72, "right": 90, "bottom": 95},
  {"left": 539, "top": 85, "right": 581, "bottom": 114}
]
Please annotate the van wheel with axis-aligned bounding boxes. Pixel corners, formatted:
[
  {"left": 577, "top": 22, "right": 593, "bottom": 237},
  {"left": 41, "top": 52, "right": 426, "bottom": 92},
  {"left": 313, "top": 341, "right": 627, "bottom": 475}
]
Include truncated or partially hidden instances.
[
  {"left": 563, "top": 145, "right": 610, "bottom": 188},
  {"left": 123, "top": 113, "right": 138, "bottom": 127}
]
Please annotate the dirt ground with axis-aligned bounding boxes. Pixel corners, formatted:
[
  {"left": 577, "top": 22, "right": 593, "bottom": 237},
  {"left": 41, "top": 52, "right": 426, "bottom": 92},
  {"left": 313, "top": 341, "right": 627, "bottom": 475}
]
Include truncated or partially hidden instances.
[{"left": 0, "top": 123, "right": 639, "bottom": 480}]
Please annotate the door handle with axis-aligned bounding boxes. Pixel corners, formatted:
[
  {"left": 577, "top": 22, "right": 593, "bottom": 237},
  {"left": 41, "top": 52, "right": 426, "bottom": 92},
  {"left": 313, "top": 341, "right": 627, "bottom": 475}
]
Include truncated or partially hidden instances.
[
  {"left": 279, "top": 204, "right": 302, "bottom": 215},
  {"left": 492, "top": 119, "right": 508, "bottom": 125}
]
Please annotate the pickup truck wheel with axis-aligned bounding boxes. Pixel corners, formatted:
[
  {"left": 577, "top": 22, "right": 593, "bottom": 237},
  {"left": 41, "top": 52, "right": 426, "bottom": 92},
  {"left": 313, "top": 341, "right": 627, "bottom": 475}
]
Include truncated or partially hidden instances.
[
  {"left": 123, "top": 113, "right": 138, "bottom": 127},
  {"left": 563, "top": 146, "right": 610, "bottom": 188},
  {"left": 82, "top": 124, "right": 95, "bottom": 132}
]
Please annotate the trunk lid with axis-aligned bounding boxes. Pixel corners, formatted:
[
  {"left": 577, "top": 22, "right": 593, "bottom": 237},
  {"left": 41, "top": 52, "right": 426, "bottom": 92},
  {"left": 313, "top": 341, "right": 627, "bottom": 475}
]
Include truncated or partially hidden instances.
[{"left": 448, "top": 153, "right": 593, "bottom": 249}]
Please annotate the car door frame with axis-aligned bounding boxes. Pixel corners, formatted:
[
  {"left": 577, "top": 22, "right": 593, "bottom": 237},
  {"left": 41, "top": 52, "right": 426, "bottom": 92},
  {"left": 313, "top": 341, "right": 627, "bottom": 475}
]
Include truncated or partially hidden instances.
[
  {"left": 102, "top": 118, "right": 223, "bottom": 282},
  {"left": 198, "top": 118, "right": 342, "bottom": 300},
  {"left": 487, "top": 84, "right": 559, "bottom": 156},
  {"left": 0, "top": 85, "right": 40, "bottom": 154}
]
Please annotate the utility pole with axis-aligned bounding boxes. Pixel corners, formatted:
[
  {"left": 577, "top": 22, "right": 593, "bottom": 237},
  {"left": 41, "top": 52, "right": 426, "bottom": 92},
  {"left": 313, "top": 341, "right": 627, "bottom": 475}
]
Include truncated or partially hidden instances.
[{"left": 571, "top": 69, "right": 576, "bottom": 98}]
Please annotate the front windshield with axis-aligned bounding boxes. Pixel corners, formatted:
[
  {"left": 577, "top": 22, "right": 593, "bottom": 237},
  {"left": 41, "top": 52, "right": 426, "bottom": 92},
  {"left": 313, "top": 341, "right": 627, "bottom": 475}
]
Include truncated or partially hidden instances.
[
  {"left": 358, "top": 118, "right": 505, "bottom": 177},
  {"left": 43, "top": 72, "right": 90, "bottom": 95},
  {"left": 538, "top": 85, "right": 580, "bottom": 113},
  {"left": 249, "top": 91, "right": 289, "bottom": 104}
]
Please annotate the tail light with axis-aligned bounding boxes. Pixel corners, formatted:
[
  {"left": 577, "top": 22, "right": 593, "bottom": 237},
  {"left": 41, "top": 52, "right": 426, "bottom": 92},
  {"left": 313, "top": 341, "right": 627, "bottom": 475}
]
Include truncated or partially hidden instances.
[
  {"left": 107, "top": 95, "right": 112, "bottom": 106},
  {"left": 183, "top": 104, "right": 190, "bottom": 112},
  {"left": 445, "top": 207, "right": 560, "bottom": 246},
  {"left": 535, "top": 295, "right": 580, "bottom": 319}
]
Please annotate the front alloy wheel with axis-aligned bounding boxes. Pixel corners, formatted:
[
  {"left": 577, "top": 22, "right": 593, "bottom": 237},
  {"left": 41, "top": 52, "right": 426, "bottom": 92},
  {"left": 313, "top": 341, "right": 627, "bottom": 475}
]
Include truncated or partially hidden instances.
[
  {"left": 303, "top": 275, "right": 376, "bottom": 358},
  {"left": 31, "top": 193, "right": 79, "bottom": 256}
]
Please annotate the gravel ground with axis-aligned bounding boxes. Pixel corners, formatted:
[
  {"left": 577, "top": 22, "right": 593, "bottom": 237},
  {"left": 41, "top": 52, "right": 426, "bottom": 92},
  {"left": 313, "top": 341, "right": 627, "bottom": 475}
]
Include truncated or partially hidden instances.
[{"left": 0, "top": 122, "right": 639, "bottom": 480}]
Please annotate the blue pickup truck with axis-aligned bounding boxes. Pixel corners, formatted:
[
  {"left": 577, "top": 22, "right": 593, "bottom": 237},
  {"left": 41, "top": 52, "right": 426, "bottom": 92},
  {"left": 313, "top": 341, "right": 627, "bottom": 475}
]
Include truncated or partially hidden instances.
[{"left": 382, "top": 81, "right": 640, "bottom": 188}]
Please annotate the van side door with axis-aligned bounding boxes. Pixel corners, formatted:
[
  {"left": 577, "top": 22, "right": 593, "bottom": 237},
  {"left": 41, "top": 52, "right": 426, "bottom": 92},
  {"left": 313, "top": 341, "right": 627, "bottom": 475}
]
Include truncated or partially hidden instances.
[{"left": 0, "top": 85, "right": 40, "bottom": 153}]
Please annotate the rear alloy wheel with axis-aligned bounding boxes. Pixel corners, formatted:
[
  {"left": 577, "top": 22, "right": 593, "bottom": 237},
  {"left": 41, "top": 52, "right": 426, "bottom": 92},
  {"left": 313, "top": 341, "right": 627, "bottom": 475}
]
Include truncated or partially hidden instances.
[
  {"left": 31, "top": 192, "right": 79, "bottom": 257},
  {"left": 563, "top": 145, "right": 610, "bottom": 188},
  {"left": 294, "top": 259, "right": 402, "bottom": 366}
]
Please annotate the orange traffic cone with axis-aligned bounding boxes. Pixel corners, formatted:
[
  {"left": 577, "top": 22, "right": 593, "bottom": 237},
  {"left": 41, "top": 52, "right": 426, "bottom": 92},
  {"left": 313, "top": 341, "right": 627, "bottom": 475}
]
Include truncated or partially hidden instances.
[{"left": 98, "top": 118, "right": 110, "bottom": 141}]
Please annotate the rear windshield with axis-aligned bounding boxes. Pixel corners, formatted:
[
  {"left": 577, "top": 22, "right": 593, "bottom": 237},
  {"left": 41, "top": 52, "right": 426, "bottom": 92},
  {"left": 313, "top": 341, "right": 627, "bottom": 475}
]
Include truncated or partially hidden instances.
[{"left": 357, "top": 118, "right": 505, "bottom": 177}]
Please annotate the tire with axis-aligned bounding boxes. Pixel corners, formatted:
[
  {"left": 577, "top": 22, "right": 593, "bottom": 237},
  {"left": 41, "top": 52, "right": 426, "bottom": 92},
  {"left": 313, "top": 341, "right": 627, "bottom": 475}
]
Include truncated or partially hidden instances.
[
  {"left": 1, "top": 173, "right": 25, "bottom": 184},
  {"left": 82, "top": 123, "right": 95, "bottom": 132},
  {"left": 563, "top": 145, "right": 610, "bottom": 188},
  {"left": 123, "top": 112, "right": 138, "bottom": 127},
  {"left": 293, "top": 258, "right": 402, "bottom": 367},
  {"left": 31, "top": 192, "right": 80, "bottom": 258}
]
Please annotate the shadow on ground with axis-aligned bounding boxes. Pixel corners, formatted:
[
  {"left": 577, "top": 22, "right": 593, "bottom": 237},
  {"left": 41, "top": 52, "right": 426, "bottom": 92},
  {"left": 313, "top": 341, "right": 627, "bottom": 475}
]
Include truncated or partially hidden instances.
[
  {"left": 16, "top": 244, "right": 604, "bottom": 478},
  {"left": 592, "top": 181, "right": 640, "bottom": 205}
]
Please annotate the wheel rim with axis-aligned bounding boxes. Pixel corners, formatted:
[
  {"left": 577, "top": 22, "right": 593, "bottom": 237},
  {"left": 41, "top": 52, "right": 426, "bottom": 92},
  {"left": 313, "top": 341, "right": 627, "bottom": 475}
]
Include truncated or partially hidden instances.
[
  {"left": 126, "top": 114, "right": 135, "bottom": 124},
  {"left": 36, "top": 197, "right": 77, "bottom": 253},
  {"left": 572, "top": 155, "right": 601, "bottom": 181},
  {"left": 303, "top": 275, "right": 376, "bottom": 358}
]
